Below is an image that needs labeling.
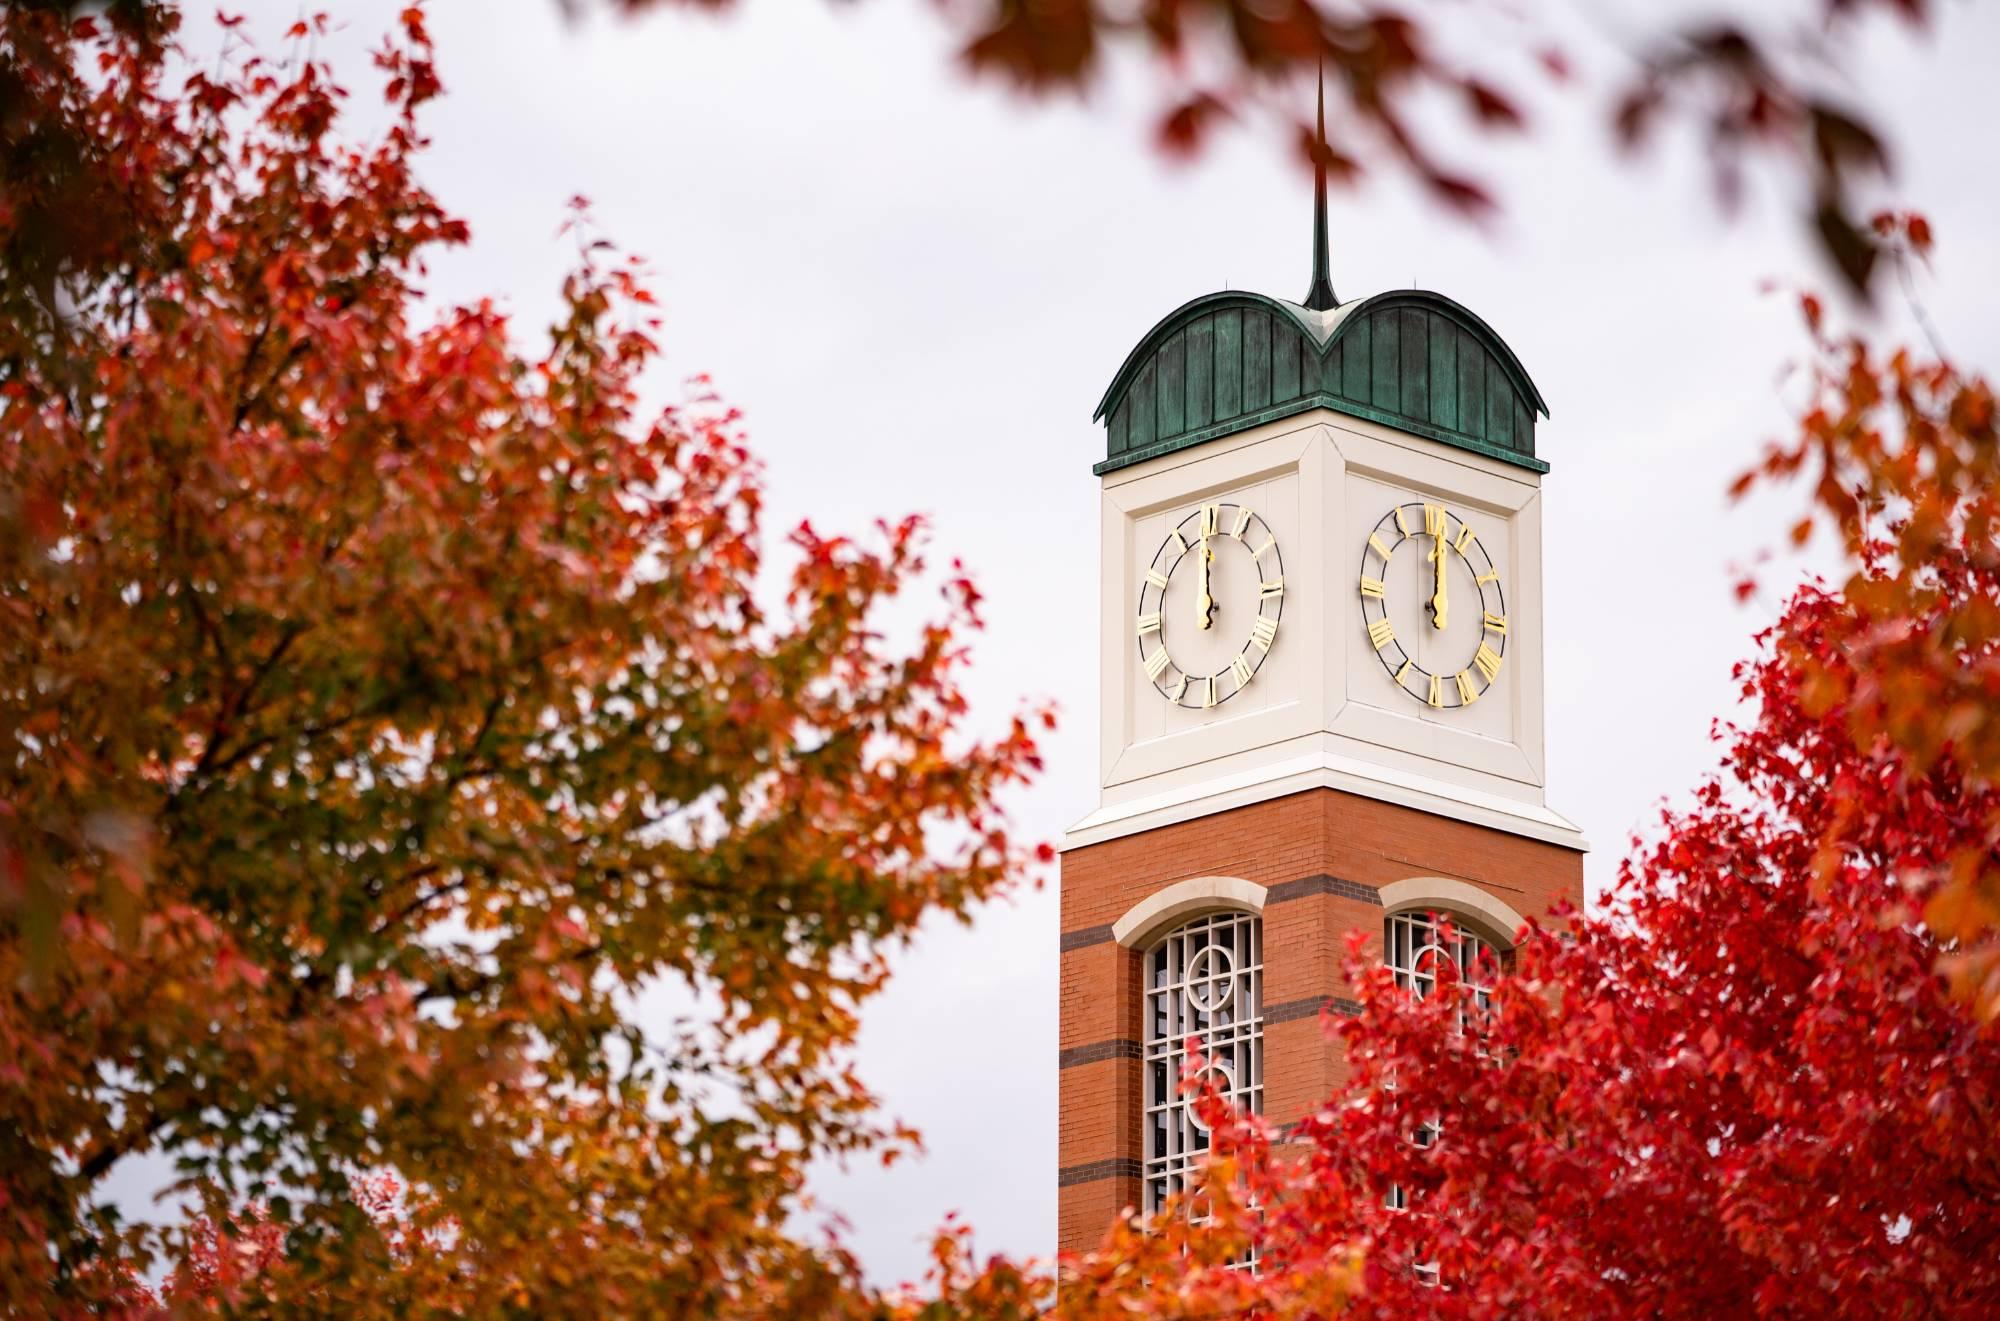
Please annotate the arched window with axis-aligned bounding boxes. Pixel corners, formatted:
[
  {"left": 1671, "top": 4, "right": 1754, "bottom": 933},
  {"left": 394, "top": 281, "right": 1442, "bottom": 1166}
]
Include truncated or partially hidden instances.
[
  {"left": 1383, "top": 907, "right": 1502, "bottom": 1241},
  {"left": 1385, "top": 908, "right": 1500, "bottom": 1031},
  {"left": 1143, "top": 909, "right": 1262, "bottom": 1216}
]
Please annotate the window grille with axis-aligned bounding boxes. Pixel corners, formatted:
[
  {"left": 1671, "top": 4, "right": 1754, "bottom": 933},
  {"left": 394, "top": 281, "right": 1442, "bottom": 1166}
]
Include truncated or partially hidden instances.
[
  {"left": 1383, "top": 908, "right": 1500, "bottom": 1279},
  {"left": 1143, "top": 909, "right": 1262, "bottom": 1217},
  {"left": 1385, "top": 908, "right": 1498, "bottom": 1031}
]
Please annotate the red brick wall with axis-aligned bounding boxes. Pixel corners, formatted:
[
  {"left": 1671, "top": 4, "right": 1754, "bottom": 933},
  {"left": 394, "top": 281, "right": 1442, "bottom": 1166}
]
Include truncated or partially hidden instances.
[{"left": 1054, "top": 786, "right": 1583, "bottom": 1254}]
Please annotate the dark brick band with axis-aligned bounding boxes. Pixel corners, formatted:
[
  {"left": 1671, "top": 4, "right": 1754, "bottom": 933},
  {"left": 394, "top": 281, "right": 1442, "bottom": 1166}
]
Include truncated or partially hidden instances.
[
  {"left": 1059, "top": 922, "right": 1116, "bottom": 952},
  {"left": 1057, "top": 1156, "right": 1144, "bottom": 1188},
  {"left": 1267, "top": 872, "right": 1381, "bottom": 906},
  {"left": 1264, "top": 994, "right": 1363, "bottom": 1024},
  {"left": 1059, "top": 1037, "right": 1143, "bottom": 1069},
  {"left": 1057, "top": 871, "right": 1381, "bottom": 951}
]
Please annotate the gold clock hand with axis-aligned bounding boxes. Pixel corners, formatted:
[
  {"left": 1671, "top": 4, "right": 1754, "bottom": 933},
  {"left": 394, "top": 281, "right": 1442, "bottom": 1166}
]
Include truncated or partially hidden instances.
[
  {"left": 1431, "top": 523, "right": 1449, "bottom": 631},
  {"left": 1196, "top": 534, "right": 1214, "bottom": 631}
]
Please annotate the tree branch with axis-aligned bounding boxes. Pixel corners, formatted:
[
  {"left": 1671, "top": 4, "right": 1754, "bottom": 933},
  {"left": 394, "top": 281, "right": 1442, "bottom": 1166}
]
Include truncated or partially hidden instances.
[{"left": 75, "top": 1110, "right": 166, "bottom": 1188}]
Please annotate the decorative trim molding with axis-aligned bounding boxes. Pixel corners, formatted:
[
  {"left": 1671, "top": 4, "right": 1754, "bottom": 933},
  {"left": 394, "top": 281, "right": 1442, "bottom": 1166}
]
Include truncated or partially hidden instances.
[
  {"left": 1059, "top": 923, "right": 1116, "bottom": 953},
  {"left": 1266, "top": 873, "right": 1380, "bottom": 906},
  {"left": 1378, "top": 875, "right": 1528, "bottom": 948},
  {"left": 1059, "top": 1038, "right": 1143, "bottom": 1070},
  {"left": 1265, "top": 995, "right": 1363, "bottom": 1024},
  {"left": 1058, "top": 1157, "right": 1143, "bottom": 1188},
  {"left": 1110, "top": 875, "right": 1268, "bottom": 949},
  {"left": 1095, "top": 389, "right": 1549, "bottom": 477}
]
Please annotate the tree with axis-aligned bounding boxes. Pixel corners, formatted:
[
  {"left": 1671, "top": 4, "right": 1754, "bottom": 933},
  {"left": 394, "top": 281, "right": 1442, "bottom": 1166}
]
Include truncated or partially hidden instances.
[
  {"left": 0, "top": 9, "right": 1048, "bottom": 1313},
  {"left": 1737, "top": 216, "right": 2000, "bottom": 1017},
  {"left": 2, "top": 1, "right": 1933, "bottom": 304}
]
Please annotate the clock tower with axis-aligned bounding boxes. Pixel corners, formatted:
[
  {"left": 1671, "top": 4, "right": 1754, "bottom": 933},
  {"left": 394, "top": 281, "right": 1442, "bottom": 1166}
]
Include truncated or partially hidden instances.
[{"left": 1054, "top": 101, "right": 1586, "bottom": 1251}]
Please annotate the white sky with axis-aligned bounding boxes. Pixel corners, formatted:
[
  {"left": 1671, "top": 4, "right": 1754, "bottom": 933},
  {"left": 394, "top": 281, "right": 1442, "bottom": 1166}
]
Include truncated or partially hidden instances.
[{"left": 172, "top": 0, "right": 2000, "bottom": 1289}]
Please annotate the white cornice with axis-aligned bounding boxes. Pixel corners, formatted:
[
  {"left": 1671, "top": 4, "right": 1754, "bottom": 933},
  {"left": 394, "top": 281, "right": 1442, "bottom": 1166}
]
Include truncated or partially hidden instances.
[{"left": 1060, "top": 749, "right": 1588, "bottom": 854}]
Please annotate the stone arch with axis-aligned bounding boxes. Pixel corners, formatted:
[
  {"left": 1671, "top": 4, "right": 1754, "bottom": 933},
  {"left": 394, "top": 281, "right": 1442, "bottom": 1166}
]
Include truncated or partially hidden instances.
[
  {"left": 1377, "top": 876, "right": 1528, "bottom": 950},
  {"left": 1111, "top": 875, "right": 1267, "bottom": 950}
]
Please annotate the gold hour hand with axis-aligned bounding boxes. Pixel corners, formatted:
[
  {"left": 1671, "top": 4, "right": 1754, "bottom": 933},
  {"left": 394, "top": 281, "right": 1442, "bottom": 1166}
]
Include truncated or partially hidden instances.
[{"left": 1430, "top": 527, "right": 1449, "bottom": 630}]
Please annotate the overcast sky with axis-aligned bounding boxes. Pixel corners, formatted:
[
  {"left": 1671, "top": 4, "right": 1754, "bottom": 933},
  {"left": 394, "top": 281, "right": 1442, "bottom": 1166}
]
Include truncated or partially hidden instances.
[{"left": 181, "top": 0, "right": 2000, "bottom": 1287}]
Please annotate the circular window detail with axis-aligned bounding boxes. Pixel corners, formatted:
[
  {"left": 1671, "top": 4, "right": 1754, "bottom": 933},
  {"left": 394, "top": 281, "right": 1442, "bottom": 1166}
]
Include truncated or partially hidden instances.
[
  {"left": 1183, "top": 943, "right": 1237, "bottom": 1013},
  {"left": 1182, "top": 1061, "right": 1237, "bottom": 1133}
]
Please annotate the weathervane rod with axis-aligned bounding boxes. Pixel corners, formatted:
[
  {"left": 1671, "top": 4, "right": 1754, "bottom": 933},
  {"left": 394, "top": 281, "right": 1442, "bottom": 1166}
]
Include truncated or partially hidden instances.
[{"left": 1303, "top": 63, "right": 1339, "bottom": 311}]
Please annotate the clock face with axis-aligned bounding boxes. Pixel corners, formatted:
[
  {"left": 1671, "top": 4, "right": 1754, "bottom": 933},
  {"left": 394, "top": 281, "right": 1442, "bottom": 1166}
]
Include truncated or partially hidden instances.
[
  {"left": 1357, "top": 501, "right": 1507, "bottom": 709},
  {"left": 1135, "top": 502, "right": 1284, "bottom": 709}
]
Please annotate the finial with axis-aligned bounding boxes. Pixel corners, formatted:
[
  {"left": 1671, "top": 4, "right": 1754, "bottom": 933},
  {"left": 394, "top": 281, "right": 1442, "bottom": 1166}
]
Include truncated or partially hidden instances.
[{"left": 1302, "top": 64, "right": 1338, "bottom": 311}]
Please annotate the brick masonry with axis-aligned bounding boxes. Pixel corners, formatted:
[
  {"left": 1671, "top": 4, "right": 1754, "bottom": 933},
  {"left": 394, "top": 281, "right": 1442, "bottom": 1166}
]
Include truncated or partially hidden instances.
[{"left": 1055, "top": 785, "right": 1583, "bottom": 1254}]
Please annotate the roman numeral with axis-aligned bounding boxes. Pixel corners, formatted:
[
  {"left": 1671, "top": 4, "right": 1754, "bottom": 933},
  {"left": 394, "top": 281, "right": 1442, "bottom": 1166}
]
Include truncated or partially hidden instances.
[
  {"left": 1249, "top": 615, "right": 1278, "bottom": 651},
  {"left": 1169, "top": 529, "right": 1188, "bottom": 555},
  {"left": 1231, "top": 506, "right": 1253, "bottom": 538},
  {"left": 1455, "top": 524, "right": 1476, "bottom": 555},
  {"left": 1252, "top": 538, "right": 1275, "bottom": 560},
  {"left": 1200, "top": 676, "right": 1217, "bottom": 709},
  {"left": 1455, "top": 670, "right": 1478, "bottom": 705},
  {"left": 1145, "top": 568, "right": 1170, "bottom": 590},
  {"left": 1473, "top": 642, "right": 1503, "bottom": 682},
  {"left": 1394, "top": 658, "right": 1413, "bottom": 685},
  {"left": 1483, "top": 612, "right": 1508, "bottom": 635},
  {"left": 1394, "top": 506, "right": 1411, "bottom": 536},
  {"left": 1476, "top": 570, "right": 1500, "bottom": 585},
  {"left": 1136, "top": 612, "right": 1161, "bottom": 637},
  {"left": 1168, "top": 674, "right": 1189, "bottom": 703},
  {"left": 1260, "top": 579, "right": 1285, "bottom": 600},
  {"left": 1368, "top": 618, "right": 1396, "bottom": 650},
  {"left": 1358, "top": 576, "right": 1386, "bottom": 599},
  {"left": 1369, "top": 533, "right": 1393, "bottom": 560},
  {"left": 1428, "top": 673, "right": 1443, "bottom": 707},
  {"left": 1143, "top": 646, "right": 1172, "bottom": 680},
  {"left": 1231, "top": 653, "right": 1254, "bottom": 688},
  {"left": 1201, "top": 503, "right": 1219, "bottom": 537},
  {"left": 1424, "top": 504, "right": 1446, "bottom": 538}
]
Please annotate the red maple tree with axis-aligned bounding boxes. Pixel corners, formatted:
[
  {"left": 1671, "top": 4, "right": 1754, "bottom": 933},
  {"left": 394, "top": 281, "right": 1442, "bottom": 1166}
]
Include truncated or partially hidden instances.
[{"left": 1316, "top": 562, "right": 2000, "bottom": 1316}]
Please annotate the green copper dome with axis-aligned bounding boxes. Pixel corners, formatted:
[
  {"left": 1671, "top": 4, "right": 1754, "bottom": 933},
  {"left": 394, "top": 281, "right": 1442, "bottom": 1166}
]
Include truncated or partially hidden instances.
[{"left": 1092, "top": 287, "right": 1549, "bottom": 476}]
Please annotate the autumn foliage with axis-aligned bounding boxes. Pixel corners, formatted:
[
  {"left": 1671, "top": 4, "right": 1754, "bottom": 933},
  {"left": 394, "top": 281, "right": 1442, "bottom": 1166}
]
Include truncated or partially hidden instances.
[
  {"left": 0, "top": 9, "right": 1047, "bottom": 1313},
  {"left": 4, "top": 1, "right": 1998, "bottom": 1317},
  {"left": 1738, "top": 218, "right": 2000, "bottom": 1016},
  {"left": 610, "top": 0, "right": 1925, "bottom": 295},
  {"left": 1312, "top": 559, "right": 2000, "bottom": 1315},
  {"left": 0, "top": 0, "right": 1933, "bottom": 303}
]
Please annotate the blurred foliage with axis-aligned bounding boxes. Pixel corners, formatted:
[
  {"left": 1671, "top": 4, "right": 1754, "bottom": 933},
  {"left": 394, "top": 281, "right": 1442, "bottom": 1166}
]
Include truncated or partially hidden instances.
[{"left": 0, "top": 8, "right": 1049, "bottom": 1313}]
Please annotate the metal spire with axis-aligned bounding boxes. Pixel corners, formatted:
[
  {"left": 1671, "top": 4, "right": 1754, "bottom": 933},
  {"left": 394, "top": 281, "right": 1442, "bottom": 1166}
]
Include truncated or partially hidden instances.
[{"left": 1302, "top": 65, "right": 1338, "bottom": 311}]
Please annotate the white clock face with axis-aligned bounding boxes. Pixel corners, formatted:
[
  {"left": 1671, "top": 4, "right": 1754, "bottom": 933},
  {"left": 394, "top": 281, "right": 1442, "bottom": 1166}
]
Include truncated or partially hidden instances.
[
  {"left": 1357, "top": 500, "right": 1507, "bottom": 709},
  {"left": 1135, "top": 502, "right": 1284, "bottom": 709}
]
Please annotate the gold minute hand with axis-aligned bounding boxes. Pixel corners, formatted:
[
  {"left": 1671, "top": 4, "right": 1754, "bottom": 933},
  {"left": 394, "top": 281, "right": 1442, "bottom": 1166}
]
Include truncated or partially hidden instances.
[
  {"left": 1196, "top": 534, "right": 1214, "bottom": 631},
  {"left": 1431, "top": 524, "right": 1449, "bottom": 631}
]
